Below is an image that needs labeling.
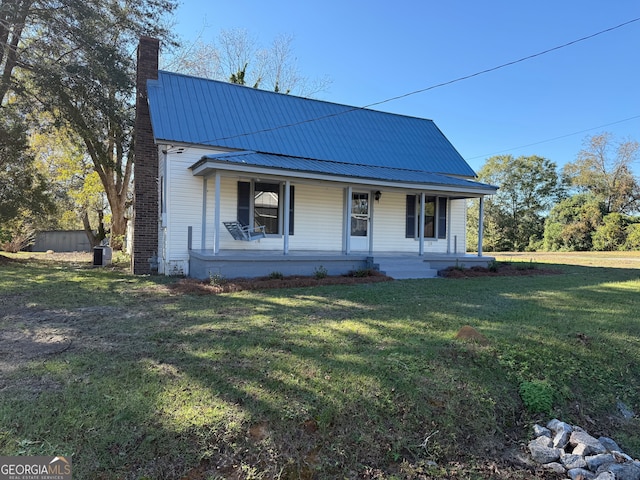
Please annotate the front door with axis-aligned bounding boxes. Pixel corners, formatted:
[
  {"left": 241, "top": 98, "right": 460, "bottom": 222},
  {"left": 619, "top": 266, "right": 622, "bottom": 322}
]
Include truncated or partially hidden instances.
[{"left": 350, "top": 192, "right": 369, "bottom": 251}]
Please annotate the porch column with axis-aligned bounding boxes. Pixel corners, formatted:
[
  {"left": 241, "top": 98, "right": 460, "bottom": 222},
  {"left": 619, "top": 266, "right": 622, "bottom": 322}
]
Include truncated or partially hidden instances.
[
  {"left": 368, "top": 190, "right": 374, "bottom": 255},
  {"left": 201, "top": 177, "right": 207, "bottom": 250},
  {"left": 446, "top": 198, "right": 452, "bottom": 254},
  {"left": 344, "top": 186, "right": 352, "bottom": 254},
  {"left": 283, "top": 180, "right": 290, "bottom": 255},
  {"left": 419, "top": 192, "right": 425, "bottom": 256},
  {"left": 477, "top": 196, "right": 484, "bottom": 257},
  {"left": 214, "top": 172, "right": 221, "bottom": 255}
]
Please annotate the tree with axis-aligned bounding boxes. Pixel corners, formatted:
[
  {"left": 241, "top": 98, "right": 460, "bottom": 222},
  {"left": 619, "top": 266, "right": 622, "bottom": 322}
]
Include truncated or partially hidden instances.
[
  {"left": 0, "top": 108, "right": 52, "bottom": 225},
  {"left": 623, "top": 223, "right": 640, "bottom": 250},
  {"left": 0, "top": 0, "right": 177, "bottom": 249},
  {"left": 31, "top": 121, "right": 109, "bottom": 247},
  {"left": 0, "top": 1, "right": 29, "bottom": 103},
  {"left": 471, "top": 155, "right": 564, "bottom": 251},
  {"left": 592, "top": 213, "right": 629, "bottom": 251},
  {"left": 0, "top": 108, "right": 54, "bottom": 252},
  {"left": 165, "top": 29, "right": 331, "bottom": 97},
  {"left": 563, "top": 133, "right": 640, "bottom": 214},
  {"left": 543, "top": 194, "right": 605, "bottom": 251}
]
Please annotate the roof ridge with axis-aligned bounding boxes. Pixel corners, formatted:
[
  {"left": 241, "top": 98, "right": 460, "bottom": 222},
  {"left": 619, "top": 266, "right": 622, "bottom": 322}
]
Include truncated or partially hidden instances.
[{"left": 156, "top": 70, "right": 436, "bottom": 123}]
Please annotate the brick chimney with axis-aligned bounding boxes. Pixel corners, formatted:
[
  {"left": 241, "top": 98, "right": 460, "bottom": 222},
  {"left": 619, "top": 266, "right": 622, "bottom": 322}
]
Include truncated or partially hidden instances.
[{"left": 132, "top": 36, "right": 160, "bottom": 275}]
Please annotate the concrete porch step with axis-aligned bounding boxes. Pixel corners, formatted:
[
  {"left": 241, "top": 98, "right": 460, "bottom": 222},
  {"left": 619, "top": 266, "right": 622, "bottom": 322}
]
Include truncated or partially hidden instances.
[{"left": 373, "top": 256, "right": 439, "bottom": 279}]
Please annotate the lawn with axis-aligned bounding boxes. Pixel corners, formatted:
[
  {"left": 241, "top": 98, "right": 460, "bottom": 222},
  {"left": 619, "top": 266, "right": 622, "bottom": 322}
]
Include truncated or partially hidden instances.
[{"left": 1, "top": 252, "right": 639, "bottom": 479}]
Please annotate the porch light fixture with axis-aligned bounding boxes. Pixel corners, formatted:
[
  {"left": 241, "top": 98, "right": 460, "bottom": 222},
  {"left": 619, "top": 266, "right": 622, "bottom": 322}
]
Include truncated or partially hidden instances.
[{"left": 374, "top": 190, "right": 382, "bottom": 202}]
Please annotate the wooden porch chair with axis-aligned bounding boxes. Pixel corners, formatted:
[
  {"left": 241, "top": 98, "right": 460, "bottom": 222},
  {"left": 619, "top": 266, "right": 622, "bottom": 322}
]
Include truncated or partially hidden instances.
[{"left": 223, "top": 221, "right": 267, "bottom": 241}]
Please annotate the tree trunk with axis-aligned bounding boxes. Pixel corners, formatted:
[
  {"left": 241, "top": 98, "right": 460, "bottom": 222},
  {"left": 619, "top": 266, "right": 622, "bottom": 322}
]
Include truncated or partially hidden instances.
[
  {"left": 109, "top": 195, "right": 128, "bottom": 250},
  {"left": 81, "top": 210, "right": 103, "bottom": 248},
  {"left": 0, "top": 0, "right": 33, "bottom": 105}
]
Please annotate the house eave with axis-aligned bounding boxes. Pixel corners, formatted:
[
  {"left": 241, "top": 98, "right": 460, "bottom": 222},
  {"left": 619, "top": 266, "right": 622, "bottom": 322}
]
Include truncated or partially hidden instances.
[{"left": 190, "top": 158, "right": 497, "bottom": 197}]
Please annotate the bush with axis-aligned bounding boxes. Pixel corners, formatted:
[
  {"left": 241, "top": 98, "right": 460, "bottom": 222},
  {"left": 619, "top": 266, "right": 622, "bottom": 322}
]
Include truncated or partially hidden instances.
[
  {"left": 452, "top": 260, "right": 465, "bottom": 271},
  {"left": 519, "top": 380, "right": 554, "bottom": 414},
  {"left": 515, "top": 259, "right": 536, "bottom": 270},
  {"left": 111, "top": 250, "right": 130, "bottom": 266},
  {"left": 543, "top": 194, "right": 605, "bottom": 251},
  {"left": 623, "top": 223, "right": 640, "bottom": 250},
  {"left": 592, "top": 213, "right": 628, "bottom": 251},
  {"left": 208, "top": 272, "right": 226, "bottom": 286},
  {"left": 313, "top": 265, "right": 328, "bottom": 279},
  {"left": 348, "top": 268, "right": 378, "bottom": 277},
  {"left": 525, "top": 236, "right": 544, "bottom": 252},
  {"left": 0, "top": 218, "right": 35, "bottom": 253}
]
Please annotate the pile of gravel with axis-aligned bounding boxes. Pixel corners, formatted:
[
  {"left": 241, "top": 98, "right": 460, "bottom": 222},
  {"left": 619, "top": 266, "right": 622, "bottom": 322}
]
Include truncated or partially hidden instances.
[{"left": 528, "top": 419, "right": 639, "bottom": 480}]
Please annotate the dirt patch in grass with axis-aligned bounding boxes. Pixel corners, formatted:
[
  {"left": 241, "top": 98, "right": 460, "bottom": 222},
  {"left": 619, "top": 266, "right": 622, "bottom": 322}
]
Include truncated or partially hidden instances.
[
  {"left": 0, "top": 304, "right": 154, "bottom": 387},
  {"left": 169, "top": 270, "right": 393, "bottom": 294},
  {"left": 0, "top": 251, "right": 120, "bottom": 270},
  {"left": 439, "top": 262, "right": 562, "bottom": 278}
]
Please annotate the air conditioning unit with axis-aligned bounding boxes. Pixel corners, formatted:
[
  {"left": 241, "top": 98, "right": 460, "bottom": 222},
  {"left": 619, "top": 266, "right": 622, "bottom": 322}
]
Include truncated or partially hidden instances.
[{"left": 93, "top": 246, "right": 113, "bottom": 266}]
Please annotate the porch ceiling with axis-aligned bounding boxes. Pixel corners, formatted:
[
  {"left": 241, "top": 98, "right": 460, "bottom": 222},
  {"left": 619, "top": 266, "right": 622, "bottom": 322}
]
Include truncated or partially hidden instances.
[{"left": 190, "top": 151, "right": 497, "bottom": 196}]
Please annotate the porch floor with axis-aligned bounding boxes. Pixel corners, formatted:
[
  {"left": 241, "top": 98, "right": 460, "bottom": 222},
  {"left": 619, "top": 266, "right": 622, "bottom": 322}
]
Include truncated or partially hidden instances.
[{"left": 188, "top": 250, "right": 494, "bottom": 280}]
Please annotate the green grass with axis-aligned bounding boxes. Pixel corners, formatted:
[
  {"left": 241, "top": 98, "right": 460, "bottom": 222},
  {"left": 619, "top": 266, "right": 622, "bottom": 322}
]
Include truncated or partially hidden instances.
[{"left": 1, "top": 253, "right": 639, "bottom": 478}]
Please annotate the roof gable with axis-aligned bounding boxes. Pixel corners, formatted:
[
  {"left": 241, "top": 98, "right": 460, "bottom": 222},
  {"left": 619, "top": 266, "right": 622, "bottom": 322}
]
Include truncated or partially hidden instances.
[{"left": 147, "top": 70, "right": 477, "bottom": 177}]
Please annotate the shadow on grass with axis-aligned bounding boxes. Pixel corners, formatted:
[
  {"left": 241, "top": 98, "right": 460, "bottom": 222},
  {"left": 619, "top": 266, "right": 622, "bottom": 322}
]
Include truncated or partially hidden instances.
[{"left": 1, "top": 260, "right": 639, "bottom": 478}]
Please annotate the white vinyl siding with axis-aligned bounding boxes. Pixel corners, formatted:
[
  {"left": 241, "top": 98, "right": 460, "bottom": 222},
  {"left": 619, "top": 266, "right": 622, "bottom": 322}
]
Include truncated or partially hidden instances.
[
  {"left": 372, "top": 191, "right": 459, "bottom": 253},
  {"left": 449, "top": 199, "right": 467, "bottom": 254},
  {"left": 163, "top": 147, "right": 225, "bottom": 274},
  {"left": 217, "top": 181, "right": 343, "bottom": 251},
  {"left": 159, "top": 145, "right": 473, "bottom": 274},
  {"left": 289, "top": 183, "right": 343, "bottom": 251},
  {"left": 371, "top": 191, "right": 418, "bottom": 252}
]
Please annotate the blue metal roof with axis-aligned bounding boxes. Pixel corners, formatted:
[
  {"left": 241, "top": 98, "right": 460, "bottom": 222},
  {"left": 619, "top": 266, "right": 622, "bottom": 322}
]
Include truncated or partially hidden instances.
[
  {"left": 192, "top": 151, "right": 496, "bottom": 193},
  {"left": 148, "top": 71, "right": 478, "bottom": 178}
]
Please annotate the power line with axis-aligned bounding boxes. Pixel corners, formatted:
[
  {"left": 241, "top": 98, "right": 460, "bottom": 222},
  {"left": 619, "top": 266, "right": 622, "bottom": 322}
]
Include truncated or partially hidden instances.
[
  {"left": 204, "top": 16, "right": 640, "bottom": 144},
  {"left": 363, "top": 16, "right": 640, "bottom": 110},
  {"left": 466, "top": 114, "right": 640, "bottom": 160}
]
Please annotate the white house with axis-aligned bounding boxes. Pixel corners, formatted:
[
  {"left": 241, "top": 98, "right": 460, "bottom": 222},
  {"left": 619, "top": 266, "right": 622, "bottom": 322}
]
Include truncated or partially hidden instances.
[{"left": 132, "top": 37, "right": 496, "bottom": 279}]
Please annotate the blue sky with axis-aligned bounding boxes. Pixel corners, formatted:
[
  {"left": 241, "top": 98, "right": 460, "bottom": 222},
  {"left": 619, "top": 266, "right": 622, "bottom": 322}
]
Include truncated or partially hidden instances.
[{"left": 171, "top": 0, "right": 639, "bottom": 173}]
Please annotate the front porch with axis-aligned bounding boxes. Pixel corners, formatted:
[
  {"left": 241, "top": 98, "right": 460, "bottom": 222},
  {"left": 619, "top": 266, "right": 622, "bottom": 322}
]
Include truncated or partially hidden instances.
[{"left": 188, "top": 250, "right": 495, "bottom": 280}]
